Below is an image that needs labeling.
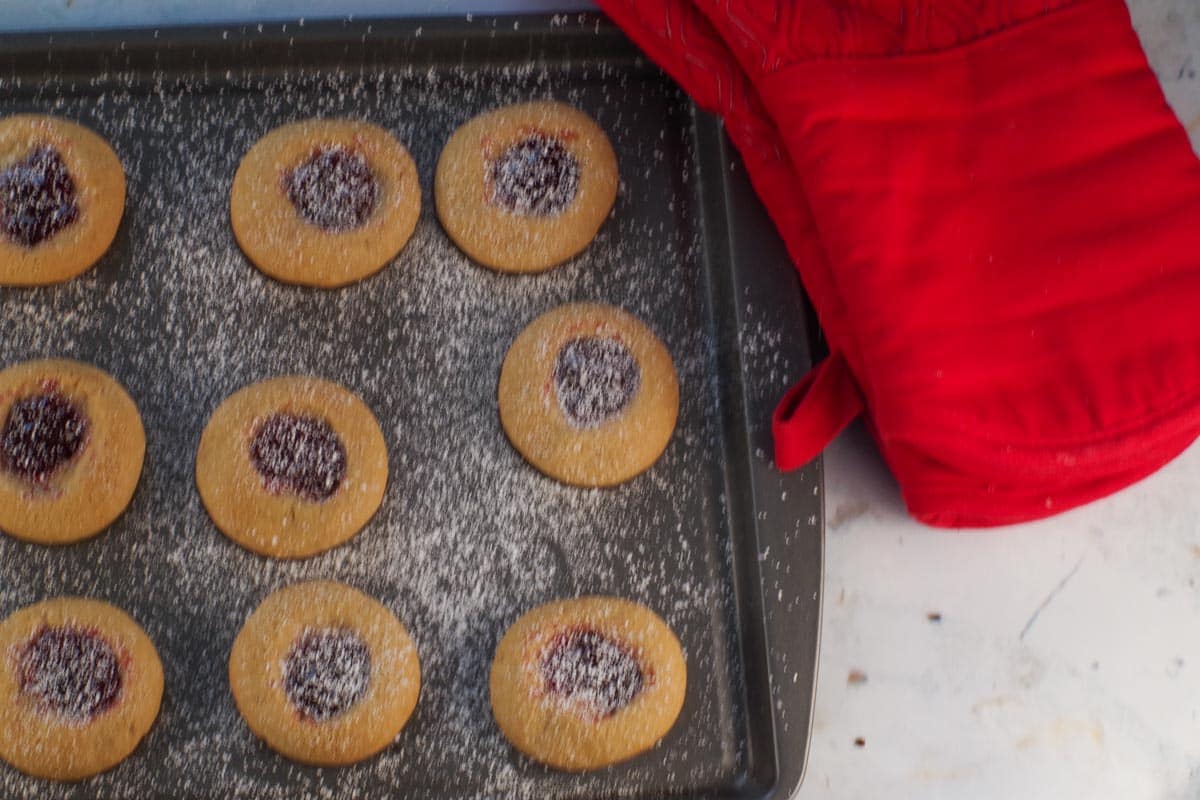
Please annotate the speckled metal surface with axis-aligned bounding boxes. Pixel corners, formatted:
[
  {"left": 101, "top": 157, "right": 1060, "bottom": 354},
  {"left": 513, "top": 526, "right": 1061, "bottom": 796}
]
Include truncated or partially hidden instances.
[{"left": 0, "top": 13, "right": 819, "bottom": 800}]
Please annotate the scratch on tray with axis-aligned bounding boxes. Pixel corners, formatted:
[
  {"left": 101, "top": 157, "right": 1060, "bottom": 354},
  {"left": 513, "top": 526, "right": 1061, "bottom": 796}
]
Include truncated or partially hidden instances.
[{"left": 1019, "top": 556, "right": 1085, "bottom": 641}]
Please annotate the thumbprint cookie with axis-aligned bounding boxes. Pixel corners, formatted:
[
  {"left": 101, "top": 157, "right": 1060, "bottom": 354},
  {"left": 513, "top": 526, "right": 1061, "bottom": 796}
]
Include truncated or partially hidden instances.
[
  {"left": 0, "top": 115, "right": 125, "bottom": 285},
  {"left": 435, "top": 101, "right": 618, "bottom": 273},
  {"left": 0, "top": 359, "right": 145, "bottom": 544},
  {"left": 230, "top": 119, "right": 420, "bottom": 287},
  {"left": 196, "top": 376, "right": 388, "bottom": 559},
  {"left": 498, "top": 302, "right": 679, "bottom": 486},
  {"left": 490, "top": 596, "right": 686, "bottom": 771},
  {"left": 0, "top": 597, "right": 163, "bottom": 781},
  {"left": 229, "top": 580, "right": 421, "bottom": 766}
]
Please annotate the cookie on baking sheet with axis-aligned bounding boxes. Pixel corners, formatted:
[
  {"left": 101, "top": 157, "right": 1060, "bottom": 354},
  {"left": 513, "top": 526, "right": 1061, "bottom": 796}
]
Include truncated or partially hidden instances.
[
  {"left": 0, "top": 358, "right": 145, "bottom": 545},
  {"left": 435, "top": 100, "right": 618, "bottom": 273},
  {"left": 230, "top": 118, "right": 420, "bottom": 288},
  {"left": 489, "top": 596, "right": 686, "bottom": 771},
  {"left": 195, "top": 375, "right": 388, "bottom": 559},
  {"left": 0, "top": 597, "right": 163, "bottom": 781},
  {"left": 498, "top": 302, "right": 679, "bottom": 487},
  {"left": 0, "top": 115, "right": 126, "bottom": 286},
  {"left": 229, "top": 580, "right": 421, "bottom": 767}
]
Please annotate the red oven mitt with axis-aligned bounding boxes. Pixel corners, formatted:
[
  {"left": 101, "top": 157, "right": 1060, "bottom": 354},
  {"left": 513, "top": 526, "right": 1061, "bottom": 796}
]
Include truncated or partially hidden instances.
[{"left": 598, "top": 0, "right": 1200, "bottom": 527}]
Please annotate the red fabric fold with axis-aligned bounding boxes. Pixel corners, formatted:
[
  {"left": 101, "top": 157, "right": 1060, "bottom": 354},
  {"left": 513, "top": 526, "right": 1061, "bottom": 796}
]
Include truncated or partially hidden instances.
[
  {"left": 773, "top": 352, "right": 865, "bottom": 471},
  {"left": 599, "top": 0, "right": 1200, "bottom": 527}
]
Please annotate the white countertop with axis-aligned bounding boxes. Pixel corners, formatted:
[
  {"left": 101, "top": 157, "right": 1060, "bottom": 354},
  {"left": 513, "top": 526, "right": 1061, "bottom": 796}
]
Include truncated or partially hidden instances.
[{"left": 3, "top": 2, "right": 1199, "bottom": 798}]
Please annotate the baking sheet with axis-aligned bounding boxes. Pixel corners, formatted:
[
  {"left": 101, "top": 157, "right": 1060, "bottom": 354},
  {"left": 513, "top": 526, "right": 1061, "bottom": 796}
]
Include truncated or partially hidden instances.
[{"left": 0, "top": 14, "right": 821, "bottom": 799}]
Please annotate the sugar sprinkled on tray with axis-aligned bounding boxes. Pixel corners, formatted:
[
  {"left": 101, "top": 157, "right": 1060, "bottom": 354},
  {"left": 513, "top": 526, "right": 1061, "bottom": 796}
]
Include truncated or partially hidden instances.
[{"left": 0, "top": 31, "right": 747, "bottom": 800}]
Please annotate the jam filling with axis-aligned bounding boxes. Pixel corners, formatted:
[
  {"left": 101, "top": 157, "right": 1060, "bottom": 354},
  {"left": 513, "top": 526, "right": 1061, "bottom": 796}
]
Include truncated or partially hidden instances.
[
  {"left": 540, "top": 627, "right": 644, "bottom": 718},
  {"left": 284, "top": 627, "right": 371, "bottom": 722},
  {"left": 488, "top": 133, "right": 580, "bottom": 217},
  {"left": 249, "top": 413, "right": 346, "bottom": 501},
  {"left": 0, "top": 391, "right": 88, "bottom": 483},
  {"left": 0, "top": 145, "right": 80, "bottom": 248},
  {"left": 553, "top": 336, "right": 641, "bottom": 428},
  {"left": 285, "top": 145, "right": 379, "bottom": 232},
  {"left": 18, "top": 626, "right": 122, "bottom": 722}
]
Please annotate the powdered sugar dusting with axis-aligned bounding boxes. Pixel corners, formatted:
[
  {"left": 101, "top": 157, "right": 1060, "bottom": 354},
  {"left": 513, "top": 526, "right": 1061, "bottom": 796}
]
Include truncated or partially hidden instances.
[
  {"left": 539, "top": 627, "right": 644, "bottom": 719},
  {"left": 17, "top": 626, "right": 122, "bottom": 723},
  {"left": 487, "top": 133, "right": 580, "bottom": 217},
  {"left": 553, "top": 336, "right": 640, "bottom": 429},
  {"left": 0, "top": 21, "right": 748, "bottom": 800},
  {"left": 0, "top": 390, "right": 88, "bottom": 483},
  {"left": 283, "top": 626, "right": 371, "bottom": 723},
  {"left": 249, "top": 412, "right": 347, "bottom": 501},
  {"left": 284, "top": 144, "right": 378, "bottom": 232},
  {"left": 0, "top": 145, "right": 80, "bottom": 248}
]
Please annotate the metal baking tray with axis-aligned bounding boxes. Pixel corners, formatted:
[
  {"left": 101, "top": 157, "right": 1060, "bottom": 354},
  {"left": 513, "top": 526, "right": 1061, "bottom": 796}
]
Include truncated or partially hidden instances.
[{"left": 0, "top": 13, "right": 822, "bottom": 799}]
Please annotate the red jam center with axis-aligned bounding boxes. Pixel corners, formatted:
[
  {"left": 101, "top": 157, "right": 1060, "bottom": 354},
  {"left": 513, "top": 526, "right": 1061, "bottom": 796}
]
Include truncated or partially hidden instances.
[
  {"left": 540, "top": 627, "right": 644, "bottom": 718},
  {"left": 285, "top": 145, "right": 379, "bottom": 232},
  {"left": 488, "top": 133, "right": 580, "bottom": 217},
  {"left": 18, "top": 626, "right": 122, "bottom": 722},
  {"left": 249, "top": 412, "right": 346, "bottom": 501},
  {"left": 284, "top": 627, "right": 371, "bottom": 722},
  {"left": 0, "top": 391, "right": 88, "bottom": 483},
  {"left": 553, "top": 336, "right": 641, "bottom": 429},
  {"left": 0, "top": 145, "right": 80, "bottom": 248}
]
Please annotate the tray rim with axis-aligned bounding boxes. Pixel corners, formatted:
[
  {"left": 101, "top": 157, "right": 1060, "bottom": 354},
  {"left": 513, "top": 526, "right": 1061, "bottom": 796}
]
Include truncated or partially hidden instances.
[{"left": 691, "top": 107, "right": 824, "bottom": 799}]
